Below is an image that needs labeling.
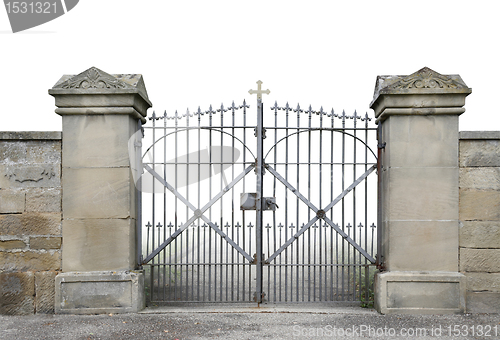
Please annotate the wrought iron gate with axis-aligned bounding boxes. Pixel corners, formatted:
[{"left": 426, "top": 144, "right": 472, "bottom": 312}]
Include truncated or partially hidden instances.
[{"left": 139, "top": 82, "right": 378, "bottom": 304}]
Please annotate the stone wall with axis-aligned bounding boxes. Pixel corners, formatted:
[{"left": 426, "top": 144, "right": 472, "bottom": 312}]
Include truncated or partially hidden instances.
[
  {"left": 0, "top": 132, "right": 62, "bottom": 315},
  {"left": 459, "top": 131, "right": 500, "bottom": 313}
]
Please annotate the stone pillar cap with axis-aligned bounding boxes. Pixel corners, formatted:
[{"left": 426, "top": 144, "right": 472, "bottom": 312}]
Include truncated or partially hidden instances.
[
  {"left": 370, "top": 67, "right": 472, "bottom": 122},
  {"left": 49, "top": 67, "right": 152, "bottom": 123}
]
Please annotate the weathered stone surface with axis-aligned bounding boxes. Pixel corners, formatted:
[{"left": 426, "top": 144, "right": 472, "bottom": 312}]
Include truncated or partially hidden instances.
[
  {"left": 460, "top": 221, "right": 500, "bottom": 248},
  {"left": 386, "top": 221, "right": 459, "bottom": 272},
  {"left": 25, "top": 188, "right": 61, "bottom": 213},
  {"left": 383, "top": 115, "right": 459, "bottom": 168},
  {"left": 385, "top": 167, "right": 458, "bottom": 221},
  {"left": 0, "top": 164, "right": 61, "bottom": 188},
  {"left": 0, "top": 272, "right": 35, "bottom": 315},
  {"left": 0, "top": 213, "right": 61, "bottom": 236},
  {"left": 374, "top": 271, "right": 466, "bottom": 314},
  {"left": 55, "top": 270, "right": 145, "bottom": 314},
  {"left": 465, "top": 272, "right": 500, "bottom": 292},
  {"left": 62, "top": 167, "right": 133, "bottom": 219},
  {"left": 459, "top": 189, "right": 500, "bottom": 221},
  {"left": 62, "top": 115, "right": 137, "bottom": 168},
  {"left": 62, "top": 218, "right": 135, "bottom": 272},
  {"left": 0, "top": 239, "right": 27, "bottom": 250},
  {"left": 35, "top": 271, "right": 57, "bottom": 314},
  {"left": 0, "top": 251, "right": 61, "bottom": 272},
  {"left": 460, "top": 248, "right": 500, "bottom": 272},
  {"left": 30, "top": 237, "right": 62, "bottom": 250},
  {"left": 466, "top": 292, "right": 500, "bottom": 313},
  {"left": 0, "top": 189, "right": 25, "bottom": 213},
  {"left": 0, "top": 141, "right": 27, "bottom": 164},
  {"left": 26, "top": 141, "right": 61, "bottom": 165},
  {"left": 460, "top": 139, "right": 500, "bottom": 167},
  {"left": 460, "top": 167, "right": 500, "bottom": 190},
  {"left": 0, "top": 131, "right": 61, "bottom": 140}
]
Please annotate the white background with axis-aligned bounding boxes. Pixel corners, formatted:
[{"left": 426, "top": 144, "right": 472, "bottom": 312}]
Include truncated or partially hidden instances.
[{"left": 0, "top": 0, "right": 499, "bottom": 132}]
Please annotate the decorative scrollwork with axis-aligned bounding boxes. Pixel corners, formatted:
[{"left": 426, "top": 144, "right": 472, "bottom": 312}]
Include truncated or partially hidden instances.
[
  {"left": 392, "top": 67, "right": 463, "bottom": 90},
  {"left": 60, "top": 67, "right": 128, "bottom": 89}
]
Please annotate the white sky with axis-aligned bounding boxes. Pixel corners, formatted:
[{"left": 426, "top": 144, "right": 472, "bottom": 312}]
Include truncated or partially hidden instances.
[{"left": 1, "top": 0, "right": 499, "bottom": 132}]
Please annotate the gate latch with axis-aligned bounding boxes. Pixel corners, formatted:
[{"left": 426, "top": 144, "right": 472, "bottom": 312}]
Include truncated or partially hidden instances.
[{"left": 240, "top": 193, "right": 278, "bottom": 211}]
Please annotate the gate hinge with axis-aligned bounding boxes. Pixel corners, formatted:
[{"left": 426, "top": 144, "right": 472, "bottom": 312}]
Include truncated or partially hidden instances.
[
  {"left": 377, "top": 142, "right": 386, "bottom": 149},
  {"left": 253, "top": 291, "right": 266, "bottom": 302},
  {"left": 254, "top": 127, "right": 267, "bottom": 139}
]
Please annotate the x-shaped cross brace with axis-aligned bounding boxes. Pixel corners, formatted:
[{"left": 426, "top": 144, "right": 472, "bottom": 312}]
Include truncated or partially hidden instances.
[
  {"left": 142, "top": 164, "right": 255, "bottom": 264},
  {"left": 265, "top": 164, "right": 377, "bottom": 264}
]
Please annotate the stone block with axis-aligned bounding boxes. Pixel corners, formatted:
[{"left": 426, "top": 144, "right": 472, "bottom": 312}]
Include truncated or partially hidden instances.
[
  {"left": 25, "top": 188, "right": 61, "bottom": 213},
  {"left": 0, "top": 131, "right": 61, "bottom": 141},
  {"left": 460, "top": 221, "right": 500, "bottom": 248},
  {"left": 385, "top": 167, "right": 458, "bottom": 221},
  {"left": 0, "top": 190, "right": 25, "bottom": 213},
  {"left": 466, "top": 292, "right": 500, "bottom": 313},
  {"left": 0, "top": 164, "right": 61, "bottom": 188},
  {"left": 374, "top": 271, "right": 466, "bottom": 314},
  {"left": 30, "top": 237, "right": 62, "bottom": 250},
  {"left": 460, "top": 248, "right": 500, "bottom": 272},
  {"left": 55, "top": 271, "right": 145, "bottom": 314},
  {"left": 26, "top": 141, "right": 61, "bottom": 165},
  {"left": 0, "top": 212, "right": 61, "bottom": 236},
  {"left": 0, "top": 272, "right": 35, "bottom": 315},
  {"left": 62, "top": 218, "right": 135, "bottom": 272},
  {"left": 459, "top": 189, "right": 500, "bottom": 221},
  {"left": 460, "top": 140, "right": 500, "bottom": 167},
  {"left": 0, "top": 251, "right": 61, "bottom": 272},
  {"left": 459, "top": 167, "right": 500, "bottom": 190},
  {"left": 62, "top": 167, "right": 134, "bottom": 219},
  {"left": 465, "top": 273, "right": 500, "bottom": 293},
  {"left": 0, "top": 239, "right": 27, "bottom": 250},
  {"left": 35, "top": 271, "right": 57, "bottom": 314},
  {"left": 62, "top": 115, "right": 138, "bottom": 168},
  {"left": 0, "top": 141, "right": 27, "bottom": 164},
  {"left": 383, "top": 115, "right": 459, "bottom": 168},
  {"left": 386, "top": 221, "right": 458, "bottom": 272}
]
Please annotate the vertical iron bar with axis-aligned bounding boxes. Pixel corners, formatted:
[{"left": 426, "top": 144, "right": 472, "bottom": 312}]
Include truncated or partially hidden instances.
[
  {"left": 185, "top": 110, "right": 190, "bottom": 301},
  {"left": 220, "top": 106, "right": 224, "bottom": 301},
  {"left": 152, "top": 113, "right": 156, "bottom": 301},
  {"left": 174, "top": 113, "right": 179, "bottom": 301},
  {"left": 242, "top": 103, "right": 246, "bottom": 301},
  {"left": 163, "top": 112, "right": 167, "bottom": 301},
  {"left": 307, "top": 108, "right": 311, "bottom": 302},
  {"left": 135, "top": 120, "right": 143, "bottom": 269},
  {"left": 231, "top": 105, "right": 235, "bottom": 302},
  {"left": 296, "top": 106, "right": 300, "bottom": 302},
  {"left": 341, "top": 112, "right": 346, "bottom": 301},
  {"left": 208, "top": 108, "right": 212, "bottom": 301},
  {"left": 197, "top": 109, "right": 201, "bottom": 301},
  {"left": 255, "top": 98, "right": 264, "bottom": 304},
  {"left": 273, "top": 104, "right": 278, "bottom": 302}
]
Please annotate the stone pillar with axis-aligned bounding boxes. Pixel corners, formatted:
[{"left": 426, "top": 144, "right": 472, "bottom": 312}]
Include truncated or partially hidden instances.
[
  {"left": 49, "top": 67, "right": 152, "bottom": 314},
  {"left": 370, "top": 67, "right": 471, "bottom": 314}
]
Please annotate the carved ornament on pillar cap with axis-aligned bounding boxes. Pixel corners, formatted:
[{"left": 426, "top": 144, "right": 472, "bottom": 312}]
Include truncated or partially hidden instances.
[
  {"left": 49, "top": 66, "right": 152, "bottom": 123},
  {"left": 370, "top": 67, "right": 472, "bottom": 122}
]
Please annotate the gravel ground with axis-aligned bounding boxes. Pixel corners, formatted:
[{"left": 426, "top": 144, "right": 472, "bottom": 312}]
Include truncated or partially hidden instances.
[{"left": 1, "top": 305, "right": 499, "bottom": 340}]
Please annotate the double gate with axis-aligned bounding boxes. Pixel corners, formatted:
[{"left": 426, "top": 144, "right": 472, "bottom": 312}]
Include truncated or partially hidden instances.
[{"left": 138, "top": 82, "right": 378, "bottom": 304}]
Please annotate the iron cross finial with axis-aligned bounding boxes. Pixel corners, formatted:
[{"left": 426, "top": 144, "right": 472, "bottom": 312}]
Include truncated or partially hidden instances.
[{"left": 248, "top": 80, "right": 270, "bottom": 100}]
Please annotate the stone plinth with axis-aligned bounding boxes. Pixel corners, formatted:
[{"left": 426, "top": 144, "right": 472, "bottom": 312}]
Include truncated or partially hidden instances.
[
  {"left": 371, "top": 67, "right": 471, "bottom": 314},
  {"left": 55, "top": 271, "right": 144, "bottom": 314},
  {"left": 49, "top": 67, "right": 151, "bottom": 314}
]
